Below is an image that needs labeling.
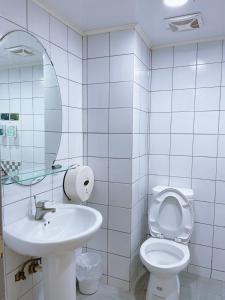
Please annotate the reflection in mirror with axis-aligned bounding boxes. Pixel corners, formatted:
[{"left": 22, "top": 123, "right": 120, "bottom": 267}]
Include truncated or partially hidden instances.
[{"left": 0, "top": 31, "right": 62, "bottom": 185}]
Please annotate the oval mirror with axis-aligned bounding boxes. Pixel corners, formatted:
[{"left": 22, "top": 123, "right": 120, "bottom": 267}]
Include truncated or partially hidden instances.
[{"left": 0, "top": 31, "right": 62, "bottom": 185}]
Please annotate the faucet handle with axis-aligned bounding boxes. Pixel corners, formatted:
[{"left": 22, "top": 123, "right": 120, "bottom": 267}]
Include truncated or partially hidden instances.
[
  {"left": 35, "top": 200, "right": 50, "bottom": 208},
  {"left": 36, "top": 201, "right": 45, "bottom": 208}
]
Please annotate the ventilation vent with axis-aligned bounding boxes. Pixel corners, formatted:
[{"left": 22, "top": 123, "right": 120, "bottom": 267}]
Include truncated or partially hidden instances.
[
  {"left": 165, "top": 13, "right": 203, "bottom": 32},
  {"left": 6, "top": 46, "right": 34, "bottom": 56}
]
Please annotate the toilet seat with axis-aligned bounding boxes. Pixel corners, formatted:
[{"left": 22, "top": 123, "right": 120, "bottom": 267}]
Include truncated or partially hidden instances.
[
  {"left": 149, "top": 186, "right": 194, "bottom": 244},
  {"left": 140, "top": 238, "right": 190, "bottom": 277}
]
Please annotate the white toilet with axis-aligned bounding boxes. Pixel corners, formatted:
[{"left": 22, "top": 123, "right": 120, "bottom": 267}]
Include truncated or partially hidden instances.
[{"left": 140, "top": 186, "right": 194, "bottom": 300}]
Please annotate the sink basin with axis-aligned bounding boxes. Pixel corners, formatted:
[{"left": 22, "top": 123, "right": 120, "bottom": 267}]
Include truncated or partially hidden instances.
[
  {"left": 4, "top": 203, "right": 102, "bottom": 257},
  {"left": 4, "top": 203, "right": 102, "bottom": 300}
]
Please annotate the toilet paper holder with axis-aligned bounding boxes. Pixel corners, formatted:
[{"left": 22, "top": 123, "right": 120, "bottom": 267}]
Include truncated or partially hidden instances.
[
  {"left": 63, "top": 164, "right": 94, "bottom": 202},
  {"left": 63, "top": 164, "right": 79, "bottom": 201}
]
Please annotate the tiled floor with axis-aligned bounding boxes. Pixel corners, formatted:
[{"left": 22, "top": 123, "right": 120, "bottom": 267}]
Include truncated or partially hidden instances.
[{"left": 77, "top": 272, "right": 225, "bottom": 300}]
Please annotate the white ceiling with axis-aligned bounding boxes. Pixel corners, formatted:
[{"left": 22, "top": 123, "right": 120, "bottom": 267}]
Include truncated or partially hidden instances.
[{"left": 35, "top": 0, "right": 225, "bottom": 47}]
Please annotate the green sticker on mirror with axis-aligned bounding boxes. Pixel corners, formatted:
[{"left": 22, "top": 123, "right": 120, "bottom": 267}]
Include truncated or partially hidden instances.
[
  {"left": 1, "top": 113, "right": 9, "bottom": 120},
  {"left": 10, "top": 113, "right": 19, "bottom": 121}
]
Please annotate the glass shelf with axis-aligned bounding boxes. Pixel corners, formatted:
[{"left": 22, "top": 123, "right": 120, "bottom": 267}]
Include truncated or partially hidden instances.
[{"left": 1, "top": 164, "right": 74, "bottom": 186}]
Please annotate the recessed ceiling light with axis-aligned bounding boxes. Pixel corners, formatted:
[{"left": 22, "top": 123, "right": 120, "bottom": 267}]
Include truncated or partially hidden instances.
[{"left": 163, "top": 0, "right": 189, "bottom": 7}]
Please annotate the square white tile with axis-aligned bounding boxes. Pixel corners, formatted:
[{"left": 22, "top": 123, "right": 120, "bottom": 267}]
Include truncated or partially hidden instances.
[
  {"left": 174, "top": 44, "right": 197, "bottom": 67},
  {"left": 152, "top": 47, "right": 173, "bottom": 69},
  {"left": 192, "top": 179, "right": 215, "bottom": 202},
  {"left": 197, "top": 41, "right": 223, "bottom": 64},
  {"left": 150, "top": 113, "right": 171, "bottom": 134},
  {"left": 109, "top": 182, "right": 132, "bottom": 208},
  {"left": 171, "top": 112, "right": 194, "bottom": 134},
  {"left": 110, "top": 29, "right": 135, "bottom": 56},
  {"left": 109, "top": 108, "right": 133, "bottom": 133},
  {"left": 173, "top": 66, "right": 196, "bottom": 89},
  {"left": 170, "top": 155, "right": 192, "bottom": 178},
  {"left": 108, "top": 206, "right": 131, "bottom": 233},
  {"left": 109, "top": 158, "right": 132, "bottom": 183},
  {"left": 172, "top": 89, "right": 195, "bottom": 112},
  {"left": 108, "top": 254, "right": 130, "bottom": 281},
  {"left": 88, "top": 83, "right": 109, "bottom": 108},
  {"left": 88, "top": 109, "right": 108, "bottom": 133},
  {"left": 193, "top": 135, "right": 218, "bottom": 157},
  {"left": 109, "top": 134, "right": 132, "bottom": 158},
  {"left": 195, "top": 87, "right": 220, "bottom": 111},
  {"left": 110, "top": 55, "right": 134, "bottom": 82},
  {"left": 194, "top": 111, "right": 219, "bottom": 134},
  {"left": 88, "top": 157, "right": 108, "bottom": 181},
  {"left": 151, "top": 68, "right": 172, "bottom": 91},
  {"left": 88, "top": 57, "right": 109, "bottom": 84},
  {"left": 196, "top": 63, "right": 221, "bottom": 88},
  {"left": 88, "top": 33, "right": 109, "bottom": 58},
  {"left": 110, "top": 82, "right": 133, "bottom": 108},
  {"left": 192, "top": 157, "right": 217, "bottom": 180},
  {"left": 189, "top": 243, "right": 212, "bottom": 268},
  {"left": 108, "top": 230, "right": 131, "bottom": 257},
  {"left": 193, "top": 200, "right": 214, "bottom": 225},
  {"left": 149, "top": 134, "right": 170, "bottom": 155},
  {"left": 151, "top": 91, "right": 172, "bottom": 112},
  {"left": 170, "top": 134, "right": 193, "bottom": 156},
  {"left": 149, "top": 154, "right": 169, "bottom": 176},
  {"left": 88, "top": 133, "right": 108, "bottom": 157},
  {"left": 191, "top": 223, "right": 213, "bottom": 247}
]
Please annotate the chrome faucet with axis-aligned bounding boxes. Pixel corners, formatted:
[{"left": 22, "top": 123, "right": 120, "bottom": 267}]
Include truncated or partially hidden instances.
[{"left": 35, "top": 201, "right": 56, "bottom": 220}]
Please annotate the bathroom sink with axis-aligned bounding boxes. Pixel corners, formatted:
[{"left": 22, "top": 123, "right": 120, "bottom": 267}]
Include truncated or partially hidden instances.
[
  {"left": 4, "top": 203, "right": 102, "bottom": 257},
  {"left": 4, "top": 203, "right": 102, "bottom": 300}
]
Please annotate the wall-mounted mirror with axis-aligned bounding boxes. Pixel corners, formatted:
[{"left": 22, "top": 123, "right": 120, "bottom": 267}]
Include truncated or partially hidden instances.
[
  {"left": 0, "top": 170, "right": 5, "bottom": 300},
  {"left": 0, "top": 31, "right": 62, "bottom": 185}
]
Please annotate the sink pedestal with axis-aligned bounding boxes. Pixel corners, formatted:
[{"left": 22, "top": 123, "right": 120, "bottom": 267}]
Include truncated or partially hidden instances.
[{"left": 43, "top": 252, "right": 76, "bottom": 300}]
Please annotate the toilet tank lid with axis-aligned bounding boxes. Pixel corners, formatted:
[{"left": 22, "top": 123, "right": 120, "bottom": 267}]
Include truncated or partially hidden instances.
[{"left": 152, "top": 185, "right": 194, "bottom": 200}]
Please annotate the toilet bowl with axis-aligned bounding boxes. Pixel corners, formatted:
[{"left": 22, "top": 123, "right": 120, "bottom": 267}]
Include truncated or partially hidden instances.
[{"left": 140, "top": 186, "right": 194, "bottom": 300}]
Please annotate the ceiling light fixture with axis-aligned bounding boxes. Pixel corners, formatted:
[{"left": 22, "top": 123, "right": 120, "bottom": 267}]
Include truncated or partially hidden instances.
[{"left": 163, "top": 0, "right": 189, "bottom": 7}]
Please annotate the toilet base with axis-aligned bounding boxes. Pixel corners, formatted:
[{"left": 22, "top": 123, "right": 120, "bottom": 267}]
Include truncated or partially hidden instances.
[{"left": 146, "top": 273, "right": 180, "bottom": 300}]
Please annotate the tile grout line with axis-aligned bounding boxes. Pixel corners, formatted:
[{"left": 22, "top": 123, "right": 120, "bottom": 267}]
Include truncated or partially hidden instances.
[
  {"left": 168, "top": 46, "right": 175, "bottom": 186},
  {"left": 107, "top": 31, "right": 110, "bottom": 284},
  {"left": 210, "top": 40, "right": 224, "bottom": 278}
]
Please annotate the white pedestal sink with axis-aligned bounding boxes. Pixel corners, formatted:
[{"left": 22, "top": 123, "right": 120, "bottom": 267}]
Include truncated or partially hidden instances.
[{"left": 4, "top": 204, "right": 102, "bottom": 300}]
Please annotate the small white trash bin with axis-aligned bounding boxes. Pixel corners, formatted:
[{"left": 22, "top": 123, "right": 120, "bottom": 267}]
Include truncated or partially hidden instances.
[{"left": 76, "top": 252, "right": 103, "bottom": 295}]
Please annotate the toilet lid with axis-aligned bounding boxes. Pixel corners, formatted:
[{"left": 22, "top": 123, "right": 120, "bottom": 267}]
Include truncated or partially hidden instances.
[{"left": 149, "top": 187, "right": 194, "bottom": 244}]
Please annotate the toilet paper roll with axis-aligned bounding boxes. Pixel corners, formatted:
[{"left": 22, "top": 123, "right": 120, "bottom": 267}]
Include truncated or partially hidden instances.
[{"left": 63, "top": 166, "right": 94, "bottom": 202}]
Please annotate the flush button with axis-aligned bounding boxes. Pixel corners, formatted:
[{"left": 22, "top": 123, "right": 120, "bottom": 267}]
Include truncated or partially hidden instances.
[{"left": 156, "top": 286, "right": 163, "bottom": 291}]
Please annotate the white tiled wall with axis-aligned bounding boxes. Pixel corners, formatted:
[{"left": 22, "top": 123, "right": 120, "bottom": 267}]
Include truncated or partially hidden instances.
[
  {"left": 83, "top": 29, "right": 150, "bottom": 289},
  {"left": 149, "top": 40, "right": 225, "bottom": 280},
  {"left": 0, "top": 1, "right": 83, "bottom": 299},
  {"left": 1, "top": 0, "right": 225, "bottom": 297}
]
